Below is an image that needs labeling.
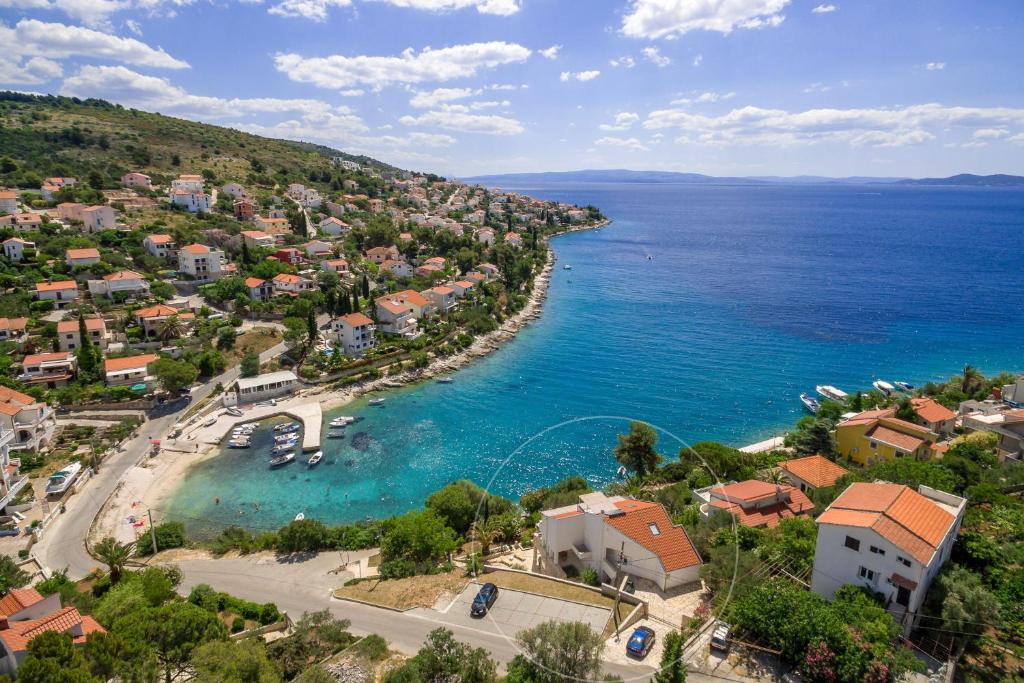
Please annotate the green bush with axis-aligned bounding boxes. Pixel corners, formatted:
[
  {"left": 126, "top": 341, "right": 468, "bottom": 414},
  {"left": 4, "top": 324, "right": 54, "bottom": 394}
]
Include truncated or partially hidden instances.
[
  {"left": 581, "top": 568, "right": 600, "bottom": 587},
  {"left": 378, "top": 559, "right": 417, "bottom": 580},
  {"left": 231, "top": 616, "right": 245, "bottom": 633},
  {"left": 352, "top": 634, "right": 389, "bottom": 661}
]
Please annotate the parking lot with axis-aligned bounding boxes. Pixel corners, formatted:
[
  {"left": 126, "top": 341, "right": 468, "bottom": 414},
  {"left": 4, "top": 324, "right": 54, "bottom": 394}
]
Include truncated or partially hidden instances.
[{"left": 413, "top": 582, "right": 611, "bottom": 636}]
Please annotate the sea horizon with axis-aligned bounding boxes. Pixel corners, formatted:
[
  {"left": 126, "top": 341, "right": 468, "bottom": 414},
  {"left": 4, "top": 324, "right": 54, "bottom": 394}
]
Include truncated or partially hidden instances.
[{"left": 166, "top": 181, "right": 1024, "bottom": 537}]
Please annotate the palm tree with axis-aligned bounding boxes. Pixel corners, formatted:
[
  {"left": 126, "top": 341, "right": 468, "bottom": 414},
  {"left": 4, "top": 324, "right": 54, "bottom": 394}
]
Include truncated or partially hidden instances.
[
  {"left": 157, "top": 315, "right": 186, "bottom": 342},
  {"left": 94, "top": 537, "right": 134, "bottom": 584},
  {"left": 471, "top": 517, "right": 504, "bottom": 557},
  {"left": 961, "top": 364, "right": 983, "bottom": 395}
]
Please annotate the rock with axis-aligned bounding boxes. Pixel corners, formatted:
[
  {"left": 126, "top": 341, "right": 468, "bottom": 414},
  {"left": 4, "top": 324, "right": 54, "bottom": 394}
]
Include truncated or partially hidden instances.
[{"left": 326, "top": 657, "right": 370, "bottom": 683}]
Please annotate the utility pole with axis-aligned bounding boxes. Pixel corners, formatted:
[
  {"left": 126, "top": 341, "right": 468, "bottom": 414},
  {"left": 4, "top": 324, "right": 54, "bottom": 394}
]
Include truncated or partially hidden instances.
[{"left": 147, "top": 509, "right": 158, "bottom": 555}]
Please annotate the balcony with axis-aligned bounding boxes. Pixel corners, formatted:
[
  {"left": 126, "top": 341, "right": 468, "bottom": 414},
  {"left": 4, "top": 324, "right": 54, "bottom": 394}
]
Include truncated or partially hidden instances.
[
  {"left": 571, "top": 542, "right": 591, "bottom": 561},
  {"left": 0, "top": 474, "right": 29, "bottom": 510}
]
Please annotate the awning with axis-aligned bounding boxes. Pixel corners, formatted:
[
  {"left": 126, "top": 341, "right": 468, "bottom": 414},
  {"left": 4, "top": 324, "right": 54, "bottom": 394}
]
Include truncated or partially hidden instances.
[{"left": 890, "top": 573, "right": 918, "bottom": 591}]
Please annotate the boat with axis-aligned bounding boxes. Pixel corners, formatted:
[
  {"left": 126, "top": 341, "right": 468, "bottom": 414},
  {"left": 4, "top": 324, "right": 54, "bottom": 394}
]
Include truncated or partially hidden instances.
[
  {"left": 563, "top": 264, "right": 572, "bottom": 270},
  {"left": 873, "top": 380, "right": 895, "bottom": 395},
  {"left": 227, "top": 439, "right": 251, "bottom": 449},
  {"left": 436, "top": 377, "right": 454, "bottom": 384},
  {"left": 894, "top": 381, "right": 915, "bottom": 392},
  {"left": 616, "top": 465, "right": 627, "bottom": 477},
  {"left": 201, "top": 417, "right": 217, "bottom": 427},
  {"left": 45, "top": 462, "right": 82, "bottom": 496},
  {"left": 815, "top": 385, "right": 848, "bottom": 402},
  {"left": 270, "top": 443, "right": 295, "bottom": 456},
  {"left": 368, "top": 398, "right": 385, "bottom": 406},
  {"left": 329, "top": 417, "right": 355, "bottom": 427},
  {"left": 274, "top": 422, "right": 299, "bottom": 434},
  {"left": 274, "top": 433, "right": 299, "bottom": 445},
  {"left": 269, "top": 453, "right": 295, "bottom": 468},
  {"left": 327, "top": 430, "right": 347, "bottom": 439},
  {"left": 232, "top": 426, "right": 255, "bottom": 436},
  {"left": 294, "top": 512, "right": 305, "bottom": 521},
  {"left": 307, "top": 451, "right": 323, "bottom": 466},
  {"left": 800, "top": 393, "right": 821, "bottom": 414},
  {"left": 225, "top": 407, "right": 243, "bottom": 417}
]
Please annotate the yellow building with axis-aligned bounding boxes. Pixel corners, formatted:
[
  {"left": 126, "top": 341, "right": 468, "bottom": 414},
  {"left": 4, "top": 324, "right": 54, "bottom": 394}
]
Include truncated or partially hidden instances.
[{"left": 836, "top": 408, "right": 940, "bottom": 466}]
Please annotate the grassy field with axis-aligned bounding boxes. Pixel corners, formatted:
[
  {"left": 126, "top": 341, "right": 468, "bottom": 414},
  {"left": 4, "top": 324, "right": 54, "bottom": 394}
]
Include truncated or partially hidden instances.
[
  {"left": 333, "top": 570, "right": 469, "bottom": 611},
  {"left": 221, "top": 328, "right": 281, "bottom": 368}
]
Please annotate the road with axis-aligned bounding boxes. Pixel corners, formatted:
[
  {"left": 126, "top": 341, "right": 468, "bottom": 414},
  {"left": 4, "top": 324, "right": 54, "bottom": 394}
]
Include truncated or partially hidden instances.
[{"left": 32, "top": 337, "right": 287, "bottom": 578}]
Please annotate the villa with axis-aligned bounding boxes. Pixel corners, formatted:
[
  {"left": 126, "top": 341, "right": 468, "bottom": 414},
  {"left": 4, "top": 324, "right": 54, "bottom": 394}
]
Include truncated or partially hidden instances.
[
  {"left": 392, "top": 290, "right": 435, "bottom": 319},
  {"left": 536, "top": 492, "right": 702, "bottom": 591},
  {"left": 333, "top": 312, "right": 376, "bottom": 357},
  {"left": 0, "top": 214, "right": 42, "bottom": 231},
  {"left": 272, "top": 273, "right": 313, "bottom": 296},
  {"left": 321, "top": 259, "right": 349, "bottom": 276},
  {"left": 253, "top": 216, "right": 291, "bottom": 234},
  {"left": 415, "top": 264, "right": 442, "bottom": 278},
  {"left": 381, "top": 260, "right": 413, "bottom": 278},
  {"left": 422, "top": 286, "right": 456, "bottom": 313},
  {"left": 103, "top": 354, "right": 158, "bottom": 388},
  {"left": 20, "top": 352, "right": 76, "bottom": 388},
  {"left": 170, "top": 190, "right": 212, "bottom": 213},
  {"left": 701, "top": 480, "right": 814, "bottom": 528},
  {"left": 475, "top": 228, "right": 495, "bottom": 246},
  {"left": 811, "top": 482, "right": 966, "bottom": 634},
  {"left": 3, "top": 238, "right": 33, "bottom": 263},
  {"left": 836, "top": 409, "right": 941, "bottom": 466},
  {"left": 56, "top": 203, "right": 84, "bottom": 222},
  {"left": 66, "top": 248, "right": 101, "bottom": 268},
  {"left": 319, "top": 216, "right": 349, "bottom": 236},
  {"left": 120, "top": 172, "right": 152, "bottom": 190},
  {"left": 0, "top": 588, "right": 105, "bottom": 679},
  {"left": 245, "top": 277, "right": 274, "bottom": 302},
  {"left": 226, "top": 371, "right": 298, "bottom": 405},
  {"left": 81, "top": 205, "right": 117, "bottom": 232},
  {"left": 178, "top": 244, "right": 224, "bottom": 282},
  {"left": 222, "top": 182, "right": 248, "bottom": 199},
  {"left": 171, "top": 174, "right": 204, "bottom": 193},
  {"left": 375, "top": 297, "right": 419, "bottom": 337},
  {"left": 909, "top": 398, "right": 957, "bottom": 436},
  {"left": 56, "top": 317, "right": 108, "bottom": 351},
  {"left": 35, "top": 281, "right": 79, "bottom": 308},
  {"left": 777, "top": 454, "right": 849, "bottom": 492},
  {"left": 962, "top": 408, "right": 1024, "bottom": 461},
  {"left": 88, "top": 271, "right": 149, "bottom": 300},
  {"left": 366, "top": 246, "right": 401, "bottom": 264},
  {"left": 274, "top": 248, "right": 303, "bottom": 266},
  {"left": 0, "top": 386, "right": 57, "bottom": 452},
  {"left": 135, "top": 304, "right": 195, "bottom": 338},
  {"left": 0, "top": 191, "right": 18, "bottom": 215},
  {"left": 0, "top": 318, "right": 28, "bottom": 344},
  {"left": 304, "top": 240, "right": 333, "bottom": 259},
  {"left": 448, "top": 280, "right": 475, "bottom": 299},
  {"left": 143, "top": 234, "right": 176, "bottom": 258},
  {"left": 477, "top": 263, "right": 499, "bottom": 280},
  {"left": 241, "top": 230, "right": 276, "bottom": 249},
  {"left": 504, "top": 231, "right": 524, "bottom": 248}
]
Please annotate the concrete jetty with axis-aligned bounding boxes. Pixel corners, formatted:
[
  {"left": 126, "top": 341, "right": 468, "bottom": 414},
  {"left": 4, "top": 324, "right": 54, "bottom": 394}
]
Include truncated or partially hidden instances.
[
  {"left": 181, "top": 399, "right": 323, "bottom": 451},
  {"left": 739, "top": 436, "right": 786, "bottom": 454}
]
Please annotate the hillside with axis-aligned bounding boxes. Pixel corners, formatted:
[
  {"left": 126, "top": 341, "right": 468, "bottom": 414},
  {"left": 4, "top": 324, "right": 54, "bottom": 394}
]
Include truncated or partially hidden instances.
[
  {"left": 0, "top": 92, "right": 404, "bottom": 189},
  {"left": 894, "top": 173, "right": 1024, "bottom": 187}
]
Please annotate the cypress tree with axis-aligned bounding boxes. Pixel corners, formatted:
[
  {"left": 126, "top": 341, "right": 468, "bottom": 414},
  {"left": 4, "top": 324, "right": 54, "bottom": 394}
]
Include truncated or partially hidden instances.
[
  {"left": 75, "top": 311, "right": 98, "bottom": 379},
  {"left": 360, "top": 274, "right": 370, "bottom": 298}
]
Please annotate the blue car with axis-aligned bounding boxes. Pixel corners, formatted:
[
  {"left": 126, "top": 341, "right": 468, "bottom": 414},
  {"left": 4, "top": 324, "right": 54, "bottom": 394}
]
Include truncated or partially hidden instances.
[
  {"left": 470, "top": 583, "right": 499, "bottom": 617},
  {"left": 626, "top": 626, "right": 656, "bottom": 658}
]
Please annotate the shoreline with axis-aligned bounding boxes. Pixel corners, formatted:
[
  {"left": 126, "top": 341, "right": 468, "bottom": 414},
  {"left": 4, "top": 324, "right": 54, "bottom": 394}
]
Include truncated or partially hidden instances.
[{"left": 95, "top": 219, "right": 611, "bottom": 541}]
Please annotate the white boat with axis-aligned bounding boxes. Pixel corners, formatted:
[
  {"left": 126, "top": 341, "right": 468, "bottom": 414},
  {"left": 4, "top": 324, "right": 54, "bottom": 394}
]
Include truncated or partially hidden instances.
[
  {"left": 45, "top": 462, "right": 82, "bottom": 495},
  {"left": 894, "top": 381, "right": 915, "bottom": 392},
  {"left": 329, "top": 417, "right": 355, "bottom": 427},
  {"left": 563, "top": 264, "right": 572, "bottom": 270},
  {"left": 227, "top": 439, "right": 251, "bottom": 449},
  {"left": 274, "top": 422, "right": 299, "bottom": 433},
  {"left": 201, "top": 417, "right": 217, "bottom": 427},
  {"left": 270, "top": 443, "right": 295, "bottom": 456},
  {"left": 327, "top": 430, "right": 346, "bottom": 439},
  {"left": 274, "top": 433, "right": 299, "bottom": 445},
  {"left": 294, "top": 512, "right": 305, "bottom": 521},
  {"left": 800, "top": 393, "right": 821, "bottom": 414},
  {"left": 368, "top": 398, "right": 385, "bottom": 406},
  {"left": 307, "top": 451, "right": 323, "bottom": 466},
  {"left": 436, "top": 377, "right": 454, "bottom": 384},
  {"left": 815, "top": 385, "right": 848, "bottom": 402},
  {"left": 232, "top": 426, "right": 255, "bottom": 436},
  {"left": 226, "top": 407, "right": 243, "bottom": 417},
  {"left": 269, "top": 453, "right": 294, "bottom": 468},
  {"left": 873, "top": 380, "right": 895, "bottom": 395}
]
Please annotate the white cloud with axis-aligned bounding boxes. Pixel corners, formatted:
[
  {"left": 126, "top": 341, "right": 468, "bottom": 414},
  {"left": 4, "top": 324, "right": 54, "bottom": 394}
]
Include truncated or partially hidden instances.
[
  {"left": 599, "top": 112, "right": 640, "bottom": 131},
  {"left": 340, "top": 88, "right": 365, "bottom": 96},
  {"left": 1009, "top": 133, "right": 1024, "bottom": 145},
  {"left": 926, "top": 61, "right": 946, "bottom": 71},
  {"left": 0, "top": 19, "right": 188, "bottom": 70},
  {"left": 692, "top": 53, "right": 703, "bottom": 66},
  {"left": 268, "top": 0, "right": 351, "bottom": 21},
  {"left": 610, "top": 56, "right": 636, "bottom": 68},
  {"left": 595, "top": 136, "right": 649, "bottom": 151},
  {"left": 671, "top": 90, "right": 735, "bottom": 105},
  {"left": 560, "top": 70, "right": 601, "bottom": 82},
  {"left": 972, "top": 128, "right": 1008, "bottom": 140},
  {"left": 123, "top": 18, "right": 141, "bottom": 34},
  {"left": 409, "top": 86, "right": 479, "bottom": 108},
  {"left": 642, "top": 46, "right": 671, "bottom": 67},
  {"left": 811, "top": 3, "right": 836, "bottom": 13},
  {"left": 399, "top": 108, "right": 523, "bottom": 135},
  {"left": 486, "top": 83, "right": 526, "bottom": 90},
  {"left": 469, "top": 99, "right": 509, "bottom": 109},
  {"left": 0, "top": 56, "right": 63, "bottom": 85},
  {"left": 538, "top": 45, "right": 561, "bottom": 60},
  {"left": 373, "top": 0, "right": 521, "bottom": 15},
  {"left": 643, "top": 102, "right": 1024, "bottom": 148},
  {"left": 622, "top": 0, "right": 789, "bottom": 40},
  {"left": 60, "top": 65, "right": 357, "bottom": 122},
  {"left": 275, "top": 41, "right": 531, "bottom": 90}
]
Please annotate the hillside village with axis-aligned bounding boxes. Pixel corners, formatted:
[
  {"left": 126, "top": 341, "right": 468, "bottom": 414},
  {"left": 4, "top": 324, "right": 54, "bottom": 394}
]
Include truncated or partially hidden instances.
[{"left": 0, "top": 94, "right": 1020, "bottom": 683}]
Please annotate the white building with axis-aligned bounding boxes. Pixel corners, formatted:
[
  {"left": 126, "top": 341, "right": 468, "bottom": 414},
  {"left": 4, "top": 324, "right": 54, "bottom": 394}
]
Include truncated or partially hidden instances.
[
  {"left": 333, "top": 312, "right": 376, "bottom": 357},
  {"left": 0, "top": 385, "right": 57, "bottom": 453},
  {"left": 227, "top": 371, "right": 298, "bottom": 405},
  {"left": 170, "top": 190, "right": 212, "bottom": 213},
  {"left": 811, "top": 482, "right": 966, "bottom": 635},
  {"left": 143, "top": 234, "right": 176, "bottom": 258},
  {"left": 35, "top": 281, "right": 79, "bottom": 308},
  {"left": 2, "top": 238, "right": 33, "bottom": 263},
  {"left": 81, "top": 205, "right": 117, "bottom": 232},
  {"left": 121, "top": 172, "right": 152, "bottom": 190},
  {"left": 0, "top": 191, "right": 18, "bottom": 216},
  {"left": 87, "top": 270, "right": 149, "bottom": 299},
  {"left": 374, "top": 297, "right": 418, "bottom": 337},
  {"left": 171, "top": 174, "right": 204, "bottom": 193},
  {"left": 422, "top": 286, "right": 456, "bottom": 313},
  {"left": 65, "top": 248, "right": 101, "bottom": 268},
  {"left": 178, "top": 244, "right": 224, "bottom": 282},
  {"left": 536, "top": 492, "right": 702, "bottom": 591},
  {"left": 221, "top": 182, "right": 248, "bottom": 199},
  {"left": 241, "top": 230, "right": 276, "bottom": 249},
  {"left": 271, "top": 273, "right": 314, "bottom": 295},
  {"left": 319, "top": 216, "right": 349, "bottom": 237},
  {"left": 0, "top": 428, "right": 28, "bottom": 511},
  {"left": 103, "top": 354, "right": 158, "bottom": 388},
  {"left": 56, "top": 317, "right": 108, "bottom": 352}
]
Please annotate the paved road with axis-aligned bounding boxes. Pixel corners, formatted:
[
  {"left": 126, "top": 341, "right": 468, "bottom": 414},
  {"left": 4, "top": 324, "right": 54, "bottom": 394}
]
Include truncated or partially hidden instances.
[{"left": 32, "top": 337, "right": 287, "bottom": 578}]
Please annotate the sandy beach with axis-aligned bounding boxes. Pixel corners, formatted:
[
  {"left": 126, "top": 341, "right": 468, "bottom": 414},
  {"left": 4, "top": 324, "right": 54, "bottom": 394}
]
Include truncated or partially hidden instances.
[{"left": 92, "top": 220, "right": 609, "bottom": 543}]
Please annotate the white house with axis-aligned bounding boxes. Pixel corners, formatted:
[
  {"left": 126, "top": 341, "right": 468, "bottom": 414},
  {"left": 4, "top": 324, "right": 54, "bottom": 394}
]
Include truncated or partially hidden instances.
[
  {"left": 134, "top": 304, "right": 195, "bottom": 339},
  {"left": 475, "top": 228, "right": 495, "bottom": 246},
  {"left": 319, "top": 216, "right": 349, "bottom": 237},
  {"left": 19, "top": 352, "right": 76, "bottom": 388},
  {"left": 304, "top": 240, "right": 333, "bottom": 260},
  {"left": 241, "top": 230, "right": 276, "bottom": 249},
  {"left": 3, "top": 238, "right": 33, "bottom": 263},
  {"left": 65, "top": 248, "right": 101, "bottom": 268},
  {"left": 226, "top": 371, "right": 298, "bottom": 405},
  {"left": 374, "top": 297, "right": 418, "bottom": 337},
  {"left": 536, "top": 492, "right": 702, "bottom": 591},
  {"left": 103, "top": 353, "right": 158, "bottom": 388},
  {"left": 422, "top": 286, "right": 456, "bottom": 313},
  {"left": 271, "top": 273, "right": 314, "bottom": 296},
  {"left": 320, "top": 259, "right": 349, "bottom": 276},
  {"left": 81, "top": 205, "right": 117, "bottom": 232},
  {"left": 811, "top": 481, "right": 966, "bottom": 635},
  {"left": 120, "top": 172, "right": 152, "bottom": 190},
  {"left": 143, "top": 234, "right": 176, "bottom": 258},
  {"left": 170, "top": 190, "right": 212, "bottom": 213},
  {"left": 56, "top": 317, "right": 108, "bottom": 352},
  {"left": 0, "top": 588, "right": 104, "bottom": 679},
  {"left": 245, "top": 277, "right": 274, "bottom": 301},
  {"left": 35, "top": 280, "right": 79, "bottom": 308},
  {"left": 171, "top": 174, "right": 204, "bottom": 193},
  {"left": 221, "top": 182, "right": 248, "bottom": 199},
  {"left": 0, "top": 386, "right": 56, "bottom": 452},
  {"left": 380, "top": 260, "right": 414, "bottom": 278},
  {"left": 177, "top": 243, "right": 224, "bottom": 282},
  {"left": 504, "top": 231, "right": 524, "bottom": 248},
  {"left": 88, "top": 270, "right": 149, "bottom": 299},
  {"left": 333, "top": 312, "right": 376, "bottom": 357}
]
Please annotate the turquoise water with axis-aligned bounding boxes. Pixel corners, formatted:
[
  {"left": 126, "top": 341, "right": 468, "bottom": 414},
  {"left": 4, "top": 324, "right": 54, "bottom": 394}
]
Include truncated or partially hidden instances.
[{"left": 166, "top": 183, "right": 1024, "bottom": 536}]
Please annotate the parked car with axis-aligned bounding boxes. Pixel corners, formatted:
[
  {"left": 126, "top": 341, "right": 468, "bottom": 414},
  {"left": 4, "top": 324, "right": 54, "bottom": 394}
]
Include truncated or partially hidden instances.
[
  {"left": 626, "top": 626, "right": 656, "bottom": 658},
  {"left": 710, "top": 621, "right": 731, "bottom": 653},
  {"left": 470, "top": 583, "right": 499, "bottom": 617}
]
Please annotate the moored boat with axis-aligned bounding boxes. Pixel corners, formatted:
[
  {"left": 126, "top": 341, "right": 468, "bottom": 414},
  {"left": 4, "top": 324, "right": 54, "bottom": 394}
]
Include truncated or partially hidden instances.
[
  {"left": 800, "top": 393, "right": 821, "bottom": 414},
  {"left": 270, "top": 443, "right": 295, "bottom": 456},
  {"left": 294, "top": 512, "right": 305, "bottom": 521},
  {"left": 329, "top": 417, "right": 355, "bottom": 427},
  {"left": 815, "top": 385, "right": 848, "bottom": 402},
  {"left": 269, "top": 453, "right": 295, "bottom": 468},
  {"left": 894, "top": 381, "right": 914, "bottom": 392},
  {"left": 227, "top": 439, "right": 251, "bottom": 449},
  {"left": 274, "top": 421, "right": 298, "bottom": 433},
  {"left": 436, "top": 377, "right": 454, "bottom": 384},
  {"left": 368, "top": 398, "right": 385, "bottom": 406},
  {"left": 873, "top": 380, "right": 895, "bottom": 395},
  {"left": 275, "top": 423, "right": 300, "bottom": 435},
  {"left": 327, "top": 430, "right": 346, "bottom": 439},
  {"left": 226, "top": 407, "right": 243, "bottom": 417},
  {"left": 563, "top": 264, "right": 572, "bottom": 270},
  {"left": 308, "top": 451, "right": 323, "bottom": 466}
]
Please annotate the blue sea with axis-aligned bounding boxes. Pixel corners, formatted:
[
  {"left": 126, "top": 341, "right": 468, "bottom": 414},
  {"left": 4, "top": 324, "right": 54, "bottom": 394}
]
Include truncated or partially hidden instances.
[{"left": 166, "top": 183, "right": 1024, "bottom": 536}]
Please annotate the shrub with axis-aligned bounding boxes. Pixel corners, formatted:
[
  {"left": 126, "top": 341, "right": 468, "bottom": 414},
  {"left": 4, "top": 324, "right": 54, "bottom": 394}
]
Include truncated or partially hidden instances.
[
  {"left": 378, "top": 559, "right": 417, "bottom": 580},
  {"left": 353, "top": 634, "right": 388, "bottom": 661},
  {"left": 231, "top": 616, "right": 245, "bottom": 633},
  {"left": 581, "top": 568, "right": 600, "bottom": 587}
]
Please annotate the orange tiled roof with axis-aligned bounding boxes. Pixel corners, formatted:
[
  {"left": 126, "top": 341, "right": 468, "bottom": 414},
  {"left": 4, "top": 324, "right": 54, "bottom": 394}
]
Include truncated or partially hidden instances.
[
  {"left": 56, "top": 317, "right": 104, "bottom": 333},
  {"left": 377, "top": 299, "right": 409, "bottom": 315},
  {"left": 428, "top": 286, "right": 454, "bottom": 295},
  {"left": 817, "top": 482, "right": 958, "bottom": 564},
  {"left": 395, "top": 290, "right": 430, "bottom": 307},
  {"left": 66, "top": 248, "right": 100, "bottom": 259},
  {"left": 604, "top": 500, "right": 701, "bottom": 571},
  {"left": 145, "top": 234, "right": 173, "bottom": 244},
  {"left": 0, "top": 606, "right": 105, "bottom": 653},
  {"left": 339, "top": 312, "right": 373, "bottom": 327},
  {"left": 0, "top": 588, "right": 44, "bottom": 617},
  {"left": 134, "top": 304, "right": 178, "bottom": 318},
  {"left": 104, "top": 354, "right": 158, "bottom": 373},
  {"left": 103, "top": 270, "right": 143, "bottom": 281},
  {"left": 241, "top": 230, "right": 271, "bottom": 239},
  {"left": 272, "top": 273, "right": 302, "bottom": 285},
  {"left": 245, "top": 277, "right": 266, "bottom": 288},
  {"left": 779, "top": 454, "right": 849, "bottom": 489},
  {"left": 23, "top": 352, "right": 72, "bottom": 365},
  {"left": 35, "top": 280, "right": 77, "bottom": 293},
  {"left": 840, "top": 407, "right": 897, "bottom": 426},
  {"left": 911, "top": 398, "right": 956, "bottom": 424},
  {"left": 0, "top": 317, "right": 28, "bottom": 332},
  {"left": 866, "top": 424, "right": 925, "bottom": 452},
  {"left": 181, "top": 244, "right": 210, "bottom": 254},
  {"left": 708, "top": 482, "right": 814, "bottom": 529}
]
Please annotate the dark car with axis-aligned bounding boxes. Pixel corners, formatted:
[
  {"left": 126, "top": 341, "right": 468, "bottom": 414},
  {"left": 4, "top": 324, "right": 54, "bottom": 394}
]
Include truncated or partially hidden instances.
[
  {"left": 470, "top": 583, "right": 499, "bottom": 617},
  {"left": 626, "top": 626, "right": 656, "bottom": 658}
]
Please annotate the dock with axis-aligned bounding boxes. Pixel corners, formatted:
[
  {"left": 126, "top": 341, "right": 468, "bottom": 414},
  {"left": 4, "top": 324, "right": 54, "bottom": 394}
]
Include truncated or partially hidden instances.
[
  {"left": 181, "top": 399, "right": 323, "bottom": 451},
  {"left": 739, "top": 436, "right": 786, "bottom": 454}
]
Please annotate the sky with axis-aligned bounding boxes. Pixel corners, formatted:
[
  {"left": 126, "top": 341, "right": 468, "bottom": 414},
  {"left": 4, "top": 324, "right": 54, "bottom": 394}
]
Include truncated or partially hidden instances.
[{"left": 1, "top": 0, "right": 1023, "bottom": 178}]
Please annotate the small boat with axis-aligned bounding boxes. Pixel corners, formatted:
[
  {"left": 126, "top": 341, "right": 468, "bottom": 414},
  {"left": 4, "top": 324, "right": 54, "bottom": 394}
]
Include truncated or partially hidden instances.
[
  {"left": 329, "top": 417, "right": 355, "bottom": 427},
  {"left": 294, "top": 512, "right": 305, "bottom": 521},
  {"left": 232, "top": 427, "right": 255, "bottom": 436},
  {"left": 563, "top": 264, "right": 572, "bottom": 270},
  {"left": 227, "top": 439, "right": 251, "bottom": 449},
  {"left": 274, "top": 433, "right": 299, "bottom": 445},
  {"left": 307, "top": 451, "right": 323, "bottom": 466},
  {"left": 46, "top": 462, "right": 83, "bottom": 496},
  {"left": 327, "top": 430, "right": 347, "bottom": 439},
  {"left": 226, "top": 407, "right": 243, "bottom": 417},
  {"left": 894, "top": 381, "right": 914, "bottom": 392},
  {"left": 873, "top": 380, "right": 895, "bottom": 395},
  {"left": 436, "top": 377, "right": 454, "bottom": 384},
  {"left": 815, "top": 385, "right": 848, "bottom": 402},
  {"left": 368, "top": 398, "right": 385, "bottom": 406},
  {"left": 274, "top": 423, "right": 299, "bottom": 434},
  {"left": 270, "top": 443, "right": 295, "bottom": 456},
  {"left": 269, "top": 453, "right": 295, "bottom": 468},
  {"left": 201, "top": 417, "right": 217, "bottom": 427},
  {"left": 616, "top": 465, "right": 627, "bottom": 477},
  {"left": 800, "top": 393, "right": 821, "bottom": 414}
]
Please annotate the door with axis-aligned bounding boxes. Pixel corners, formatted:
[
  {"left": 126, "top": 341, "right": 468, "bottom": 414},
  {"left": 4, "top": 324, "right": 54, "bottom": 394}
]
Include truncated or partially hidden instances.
[{"left": 896, "top": 586, "right": 910, "bottom": 607}]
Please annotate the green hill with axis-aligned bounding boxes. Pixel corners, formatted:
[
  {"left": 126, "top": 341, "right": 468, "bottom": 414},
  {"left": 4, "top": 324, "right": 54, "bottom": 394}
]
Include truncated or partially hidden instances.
[{"left": 0, "top": 92, "right": 405, "bottom": 190}]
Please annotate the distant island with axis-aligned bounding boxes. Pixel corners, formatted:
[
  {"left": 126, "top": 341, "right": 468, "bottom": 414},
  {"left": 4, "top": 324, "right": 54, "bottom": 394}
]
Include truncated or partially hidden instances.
[{"left": 464, "top": 169, "right": 1024, "bottom": 188}]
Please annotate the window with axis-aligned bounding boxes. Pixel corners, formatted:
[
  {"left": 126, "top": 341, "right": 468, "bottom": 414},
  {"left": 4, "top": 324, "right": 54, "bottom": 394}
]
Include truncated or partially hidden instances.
[
  {"left": 869, "top": 441, "right": 877, "bottom": 449},
  {"left": 869, "top": 545, "right": 885, "bottom": 555},
  {"left": 844, "top": 536, "right": 860, "bottom": 551},
  {"left": 858, "top": 566, "right": 876, "bottom": 582},
  {"left": 897, "top": 556, "right": 911, "bottom": 568},
  {"left": 648, "top": 523, "right": 660, "bottom": 536}
]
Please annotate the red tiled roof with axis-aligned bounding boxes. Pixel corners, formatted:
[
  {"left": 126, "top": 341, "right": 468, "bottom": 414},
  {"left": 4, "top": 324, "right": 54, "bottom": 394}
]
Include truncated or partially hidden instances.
[
  {"left": 339, "top": 312, "right": 373, "bottom": 327},
  {"left": 866, "top": 424, "right": 925, "bottom": 452},
  {"left": 181, "top": 244, "right": 210, "bottom": 254},
  {"left": 377, "top": 299, "right": 409, "bottom": 315},
  {"left": 0, "top": 588, "right": 44, "bottom": 617},
  {"left": 104, "top": 354, "right": 158, "bottom": 373},
  {"left": 708, "top": 482, "right": 814, "bottom": 529},
  {"left": 22, "top": 352, "right": 72, "bottom": 365},
  {"left": 273, "top": 273, "right": 302, "bottom": 284},
  {"left": 135, "top": 304, "right": 178, "bottom": 318},
  {"left": 395, "top": 290, "right": 430, "bottom": 307},
  {"left": 57, "top": 317, "right": 105, "bottom": 333},
  {"left": 103, "top": 270, "right": 143, "bottom": 281},
  {"left": 0, "top": 317, "right": 28, "bottom": 332},
  {"left": 0, "top": 606, "right": 105, "bottom": 652},
  {"left": 604, "top": 500, "right": 701, "bottom": 571},
  {"left": 35, "top": 280, "right": 77, "bottom": 292},
  {"left": 66, "top": 248, "right": 100, "bottom": 259},
  {"left": 245, "top": 277, "right": 266, "bottom": 288},
  {"left": 145, "top": 234, "right": 173, "bottom": 244},
  {"left": 779, "top": 455, "right": 849, "bottom": 489},
  {"left": 911, "top": 398, "right": 956, "bottom": 424}
]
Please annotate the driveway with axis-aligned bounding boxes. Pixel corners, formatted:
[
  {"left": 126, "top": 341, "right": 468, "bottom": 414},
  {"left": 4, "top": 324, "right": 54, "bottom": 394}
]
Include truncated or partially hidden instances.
[{"left": 411, "top": 582, "right": 610, "bottom": 638}]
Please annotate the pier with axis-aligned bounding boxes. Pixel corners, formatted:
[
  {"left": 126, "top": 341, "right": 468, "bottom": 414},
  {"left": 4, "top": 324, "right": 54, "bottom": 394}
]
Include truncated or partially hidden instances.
[
  {"left": 739, "top": 436, "right": 786, "bottom": 454},
  {"left": 181, "top": 399, "right": 323, "bottom": 451}
]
